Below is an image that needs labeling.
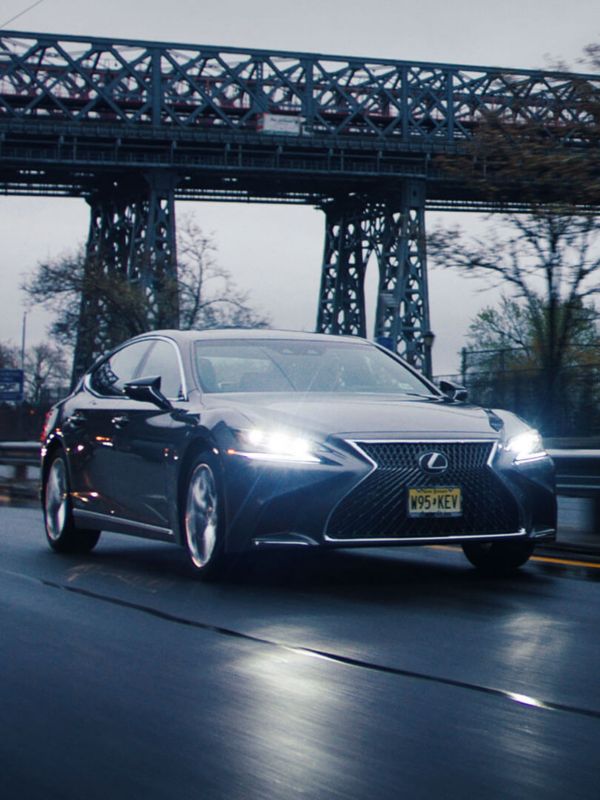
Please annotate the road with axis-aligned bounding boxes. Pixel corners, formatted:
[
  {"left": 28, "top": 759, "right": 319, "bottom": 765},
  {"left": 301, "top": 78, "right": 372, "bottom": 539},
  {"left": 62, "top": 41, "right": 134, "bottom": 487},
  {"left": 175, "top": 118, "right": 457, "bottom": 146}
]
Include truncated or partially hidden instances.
[{"left": 1, "top": 506, "right": 600, "bottom": 800}]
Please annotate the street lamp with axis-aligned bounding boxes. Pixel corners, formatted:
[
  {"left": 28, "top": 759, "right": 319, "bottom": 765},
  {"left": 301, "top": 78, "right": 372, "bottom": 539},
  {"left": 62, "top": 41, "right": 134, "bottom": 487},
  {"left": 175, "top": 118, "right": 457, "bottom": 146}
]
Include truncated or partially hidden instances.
[{"left": 423, "top": 330, "right": 435, "bottom": 379}]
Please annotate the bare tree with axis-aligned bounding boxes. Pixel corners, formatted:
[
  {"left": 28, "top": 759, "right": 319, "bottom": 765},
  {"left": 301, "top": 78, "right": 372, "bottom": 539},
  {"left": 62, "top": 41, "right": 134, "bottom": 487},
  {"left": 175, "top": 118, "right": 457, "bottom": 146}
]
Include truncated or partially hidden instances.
[
  {"left": 177, "top": 217, "right": 270, "bottom": 330},
  {"left": 22, "top": 220, "right": 270, "bottom": 354},
  {"left": 429, "top": 212, "right": 600, "bottom": 430},
  {"left": 0, "top": 341, "right": 18, "bottom": 370},
  {"left": 429, "top": 43, "right": 600, "bottom": 431},
  {"left": 0, "top": 340, "right": 67, "bottom": 404},
  {"left": 431, "top": 212, "right": 600, "bottom": 359},
  {"left": 23, "top": 250, "right": 166, "bottom": 350},
  {"left": 465, "top": 297, "right": 534, "bottom": 355},
  {"left": 24, "top": 343, "right": 68, "bottom": 405},
  {"left": 463, "top": 294, "right": 599, "bottom": 368}
]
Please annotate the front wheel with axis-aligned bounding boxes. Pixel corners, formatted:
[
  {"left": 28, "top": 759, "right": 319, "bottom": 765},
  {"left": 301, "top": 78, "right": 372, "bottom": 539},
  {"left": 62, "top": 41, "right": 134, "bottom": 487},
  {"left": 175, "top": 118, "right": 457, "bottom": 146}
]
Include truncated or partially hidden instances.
[
  {"left": 183, "top": 459, "right": 229, "bottom": 580},
  {"left": 462, "top": 540, "right": 535, "bottom": 573},
  {"left": 43, "top": 452, "right": 101, "bottom": 553}
]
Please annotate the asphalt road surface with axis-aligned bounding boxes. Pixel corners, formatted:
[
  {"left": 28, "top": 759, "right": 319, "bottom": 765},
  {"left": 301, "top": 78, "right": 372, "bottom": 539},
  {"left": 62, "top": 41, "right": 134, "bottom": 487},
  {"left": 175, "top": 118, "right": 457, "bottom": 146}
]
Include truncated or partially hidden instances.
[{"left": 2, "top": 506, "right": 600, "bottom": 800}]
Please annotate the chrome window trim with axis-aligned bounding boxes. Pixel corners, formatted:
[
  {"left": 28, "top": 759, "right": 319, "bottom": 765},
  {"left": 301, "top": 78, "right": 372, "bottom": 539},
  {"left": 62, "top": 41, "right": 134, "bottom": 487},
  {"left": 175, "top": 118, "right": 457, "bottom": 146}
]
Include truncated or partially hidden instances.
[
  {"left": 138, "top": 335, "right": 189, "bottom": 401},
  {"left": 84, "top": 339, "right": 154, "bottom": 399},
  {"left": 84, "top": 335, "right": 188, "bottom": 402}
]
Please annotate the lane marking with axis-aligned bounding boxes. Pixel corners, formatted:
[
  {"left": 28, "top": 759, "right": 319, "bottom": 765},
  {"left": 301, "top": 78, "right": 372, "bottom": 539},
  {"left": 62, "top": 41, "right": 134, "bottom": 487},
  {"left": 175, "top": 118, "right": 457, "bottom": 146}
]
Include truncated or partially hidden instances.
[
  {"left": 532, "top": 555, "right": 600, "bottom": 570},
  {"left": 430, "top": 545, "right": 600, "bottom": 571},
  {"left": 3, "top": 566, "right": 598, "bottom": 722}
]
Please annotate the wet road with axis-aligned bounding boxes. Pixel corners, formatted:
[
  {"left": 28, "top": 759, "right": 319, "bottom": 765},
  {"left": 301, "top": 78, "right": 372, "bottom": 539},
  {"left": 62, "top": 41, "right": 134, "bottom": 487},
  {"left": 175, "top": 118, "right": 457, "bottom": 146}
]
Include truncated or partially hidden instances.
[{"left": 2, "top": 506, "right": 600, "bottom": 799}]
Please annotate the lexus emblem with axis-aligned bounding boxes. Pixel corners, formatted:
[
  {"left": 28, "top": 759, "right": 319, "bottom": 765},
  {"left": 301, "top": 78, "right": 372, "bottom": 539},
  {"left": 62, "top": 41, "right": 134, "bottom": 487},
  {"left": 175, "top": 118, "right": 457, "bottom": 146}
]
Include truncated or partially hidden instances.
[{"left": 418, "top": 451, "right": 449, "bottom": 474}]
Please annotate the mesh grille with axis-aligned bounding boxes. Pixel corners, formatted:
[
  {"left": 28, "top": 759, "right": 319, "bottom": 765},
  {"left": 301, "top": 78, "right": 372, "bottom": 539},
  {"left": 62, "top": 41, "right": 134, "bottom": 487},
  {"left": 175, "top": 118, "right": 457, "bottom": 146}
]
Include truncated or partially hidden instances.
[{"left": 326, "top": 441, "right": 521, "bottom": 540}]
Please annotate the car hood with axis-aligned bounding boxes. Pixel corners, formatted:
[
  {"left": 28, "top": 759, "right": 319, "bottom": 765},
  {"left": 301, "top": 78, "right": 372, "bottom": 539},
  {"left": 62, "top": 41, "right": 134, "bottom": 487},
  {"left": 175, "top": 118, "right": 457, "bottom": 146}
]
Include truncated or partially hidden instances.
[{"left": 203, "top": 393, "right": 504, "bottom": 439}]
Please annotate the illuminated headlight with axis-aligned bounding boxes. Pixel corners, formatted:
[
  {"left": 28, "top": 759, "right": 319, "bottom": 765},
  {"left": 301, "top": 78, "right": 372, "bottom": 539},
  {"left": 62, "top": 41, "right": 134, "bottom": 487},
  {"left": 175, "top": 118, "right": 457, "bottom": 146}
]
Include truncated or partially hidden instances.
[
  {"left": 229, "top": 428, "right": 322, "bottom": 464},
  {"left": 506, "top": 430, "right": 547, "bottom": 463}
]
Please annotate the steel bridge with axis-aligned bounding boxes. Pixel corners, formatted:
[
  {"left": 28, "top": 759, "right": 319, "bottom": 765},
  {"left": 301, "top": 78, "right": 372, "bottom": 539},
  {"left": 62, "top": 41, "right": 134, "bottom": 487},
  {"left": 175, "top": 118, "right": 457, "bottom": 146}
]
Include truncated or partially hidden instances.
[{"left": 1, "top": 31, "right": 598, "bottom": 376}]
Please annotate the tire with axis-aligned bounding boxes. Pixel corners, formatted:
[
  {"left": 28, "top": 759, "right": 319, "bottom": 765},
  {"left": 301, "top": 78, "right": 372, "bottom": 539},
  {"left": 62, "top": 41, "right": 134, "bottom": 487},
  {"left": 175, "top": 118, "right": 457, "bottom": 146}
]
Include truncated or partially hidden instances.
[
  {"left": 43, "top": 451, "right": 101, "bottom": 554},
  {"left": 183, "top": 457, "right": 229, "bottom": 580},
  {"left": 462, "top": 539, "right": 535, "bottom": 574}
]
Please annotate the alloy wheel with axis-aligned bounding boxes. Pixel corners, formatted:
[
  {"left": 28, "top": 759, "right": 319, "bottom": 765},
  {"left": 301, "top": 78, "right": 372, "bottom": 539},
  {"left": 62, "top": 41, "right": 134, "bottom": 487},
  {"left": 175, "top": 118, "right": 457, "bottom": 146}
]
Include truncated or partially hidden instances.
[
  {"left": 45, "top": 457, "right": 68, "bottom": 541},
  {"left": 185, "top": 464, "right": 219, "bottom": 569}
]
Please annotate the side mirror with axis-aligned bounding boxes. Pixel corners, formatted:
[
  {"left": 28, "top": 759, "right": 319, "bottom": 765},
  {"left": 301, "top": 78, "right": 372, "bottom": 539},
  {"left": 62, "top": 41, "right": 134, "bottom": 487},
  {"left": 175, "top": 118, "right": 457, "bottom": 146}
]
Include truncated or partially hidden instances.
[
  {"left": 439, "top": 379, "right": 468, "bottom": 403},
  {"left": 123, "top": 376, "right": 173, "bottom": 411}
]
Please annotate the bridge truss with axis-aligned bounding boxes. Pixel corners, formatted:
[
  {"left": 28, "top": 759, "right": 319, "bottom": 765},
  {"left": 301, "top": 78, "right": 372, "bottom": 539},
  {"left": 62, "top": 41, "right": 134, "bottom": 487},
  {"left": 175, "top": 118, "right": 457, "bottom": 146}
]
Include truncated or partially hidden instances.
[{"left": 1, "top": 31, "right": 598, "bottom": 375}]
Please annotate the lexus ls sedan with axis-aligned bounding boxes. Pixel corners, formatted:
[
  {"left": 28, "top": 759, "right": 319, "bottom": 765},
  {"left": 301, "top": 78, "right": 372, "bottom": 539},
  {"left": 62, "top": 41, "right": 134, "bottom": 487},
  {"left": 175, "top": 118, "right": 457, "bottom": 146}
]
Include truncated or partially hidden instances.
[{"left": 41, "top": 329, "right": 556, "bottom": 578}]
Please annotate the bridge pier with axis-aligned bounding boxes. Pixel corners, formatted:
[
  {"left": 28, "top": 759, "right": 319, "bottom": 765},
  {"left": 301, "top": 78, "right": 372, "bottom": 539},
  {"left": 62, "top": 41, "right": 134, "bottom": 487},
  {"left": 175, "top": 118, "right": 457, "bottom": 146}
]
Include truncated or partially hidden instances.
[
  {"left": 317, "top": 180, "right": 432, "bottom": 375},
  {"left": 316, "top": 201, "right": 370, "bottom": 338},
  {"left": 373, "top": 181, "right": 432, "bottom": 376},
  {"left": 72, "top": 172, "right": 179, "bottom": 381}
]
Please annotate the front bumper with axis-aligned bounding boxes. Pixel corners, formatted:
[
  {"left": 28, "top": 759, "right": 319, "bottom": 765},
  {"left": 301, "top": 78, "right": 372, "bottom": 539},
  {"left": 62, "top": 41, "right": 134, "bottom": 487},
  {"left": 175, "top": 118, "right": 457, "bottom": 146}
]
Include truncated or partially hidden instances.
[{"left": 221, "top": 438, "right": 557, "bottom": 553}]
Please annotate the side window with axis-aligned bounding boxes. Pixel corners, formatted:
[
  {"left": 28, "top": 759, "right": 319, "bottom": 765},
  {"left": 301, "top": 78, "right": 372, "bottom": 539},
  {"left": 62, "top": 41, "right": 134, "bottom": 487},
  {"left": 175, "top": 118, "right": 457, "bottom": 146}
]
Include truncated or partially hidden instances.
[
  {"left": 89, "top": 341, "right": 153, "bottom": 397},
  {"left": 140, "top": 340, "right": 184, "bottom": 399}
]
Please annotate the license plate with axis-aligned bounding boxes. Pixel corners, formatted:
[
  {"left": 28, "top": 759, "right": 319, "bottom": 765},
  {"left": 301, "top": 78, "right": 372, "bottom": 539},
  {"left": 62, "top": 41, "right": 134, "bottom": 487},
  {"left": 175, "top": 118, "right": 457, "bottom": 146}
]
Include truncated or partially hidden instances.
[{"left": 408, "top": 487, "right": 462, "bottom": 517}]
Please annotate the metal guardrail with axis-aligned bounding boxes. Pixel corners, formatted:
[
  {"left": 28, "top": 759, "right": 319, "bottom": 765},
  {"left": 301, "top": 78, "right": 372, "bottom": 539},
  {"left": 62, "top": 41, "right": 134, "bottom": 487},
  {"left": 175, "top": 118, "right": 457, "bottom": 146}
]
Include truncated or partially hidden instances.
[
  {"left": 547, "top": 450, "right": 600, "bottom": 496},
  {"left": 0, "top": 441, "right": 40, "bottom": 504},
  {"left": 0, "top": 441, "right": 40, "bottom": 480}
]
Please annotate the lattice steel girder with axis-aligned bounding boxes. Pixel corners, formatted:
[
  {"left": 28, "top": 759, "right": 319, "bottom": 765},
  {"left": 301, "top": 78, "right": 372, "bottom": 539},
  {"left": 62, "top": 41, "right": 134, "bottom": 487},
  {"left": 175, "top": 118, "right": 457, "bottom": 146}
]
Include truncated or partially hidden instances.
[
  {"left": 317, "top": 202, "right": 370, "bottom": 336},
  {"left": 1, "top": 30, "right": 599, "bottom": 146},
  {"left": 71, "top": 171, "right": 179, "bottom": 380},
  {"left": 317, "top": 181, "right": 432, "bottom": 374},
  {"left": 372, "top": 181, "right": 432, "bottom": 375}
]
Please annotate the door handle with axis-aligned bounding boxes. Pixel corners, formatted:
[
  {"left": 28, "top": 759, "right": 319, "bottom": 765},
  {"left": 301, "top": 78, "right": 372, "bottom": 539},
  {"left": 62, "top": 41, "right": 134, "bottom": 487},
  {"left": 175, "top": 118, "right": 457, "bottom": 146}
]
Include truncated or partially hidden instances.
[{"left": 111, "top": 415, "right": 130, "bottom": 429}]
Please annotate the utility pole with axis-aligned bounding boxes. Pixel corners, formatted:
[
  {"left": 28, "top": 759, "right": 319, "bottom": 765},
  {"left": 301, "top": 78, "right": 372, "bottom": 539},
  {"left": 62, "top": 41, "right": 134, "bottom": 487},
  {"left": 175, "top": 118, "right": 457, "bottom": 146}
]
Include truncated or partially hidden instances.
[
  {"left": 18, "top": 311, "right": 27, "bottom": 440},
  {"left": 20, "top": 311, "right": 27, "bottom": 373}
]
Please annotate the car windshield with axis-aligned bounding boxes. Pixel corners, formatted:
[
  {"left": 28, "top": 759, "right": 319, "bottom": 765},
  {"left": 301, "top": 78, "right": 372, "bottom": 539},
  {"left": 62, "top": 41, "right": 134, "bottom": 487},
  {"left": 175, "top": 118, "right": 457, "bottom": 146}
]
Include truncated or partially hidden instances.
[{"left": 194, "top": 339, "right": 436, "bottom": 396}]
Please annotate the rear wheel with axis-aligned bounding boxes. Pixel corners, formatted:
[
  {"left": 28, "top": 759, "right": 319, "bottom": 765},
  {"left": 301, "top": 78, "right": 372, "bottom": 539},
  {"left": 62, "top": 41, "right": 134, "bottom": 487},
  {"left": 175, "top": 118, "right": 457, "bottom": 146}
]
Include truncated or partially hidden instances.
[
  {"left": 183, "top": 458, "right": 229, "bottom": 580},
  {"left": 43, "top": 452, "right": 101, "bottom": 553},
  {"left": 462, "top": 539, "right": 535, "bottom": 573}
]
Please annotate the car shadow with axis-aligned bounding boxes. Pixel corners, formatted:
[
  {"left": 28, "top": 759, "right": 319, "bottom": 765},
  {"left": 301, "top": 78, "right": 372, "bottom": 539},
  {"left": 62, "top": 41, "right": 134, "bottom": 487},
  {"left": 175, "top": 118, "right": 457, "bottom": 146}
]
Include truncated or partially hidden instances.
[
  {"left": 46, "top": 535, "right": 561, "bottom": 613},
  {"left": 225, "top": 546, "right": 554, "bottom": 604}
]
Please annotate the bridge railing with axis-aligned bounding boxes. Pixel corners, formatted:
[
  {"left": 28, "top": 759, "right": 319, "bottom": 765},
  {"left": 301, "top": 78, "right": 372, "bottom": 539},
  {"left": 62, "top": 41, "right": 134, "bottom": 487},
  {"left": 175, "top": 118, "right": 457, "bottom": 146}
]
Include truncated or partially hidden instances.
[
  {"left": 1, "top": 31, "right": 599, "bottom": 144},
  {"left": 0, "top": 441, "right": 40, "bottom": 504}
]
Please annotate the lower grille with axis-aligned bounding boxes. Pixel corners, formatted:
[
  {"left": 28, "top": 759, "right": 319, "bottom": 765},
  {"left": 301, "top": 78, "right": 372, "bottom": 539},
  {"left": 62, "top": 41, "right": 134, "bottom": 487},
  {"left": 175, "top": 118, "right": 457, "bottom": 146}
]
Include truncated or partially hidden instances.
[{"left": 326, "top": 441, "right": 521, "bottom": 540}]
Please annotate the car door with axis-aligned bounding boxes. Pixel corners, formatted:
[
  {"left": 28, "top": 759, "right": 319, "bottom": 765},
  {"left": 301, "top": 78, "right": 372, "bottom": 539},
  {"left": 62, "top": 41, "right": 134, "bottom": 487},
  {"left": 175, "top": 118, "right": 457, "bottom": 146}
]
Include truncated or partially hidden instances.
[
  {"left": 67, "top": 340, "right": 154, "bottom": 518},
  {"left": 108, "top": 337, "right": 186, "bottom": 529}
]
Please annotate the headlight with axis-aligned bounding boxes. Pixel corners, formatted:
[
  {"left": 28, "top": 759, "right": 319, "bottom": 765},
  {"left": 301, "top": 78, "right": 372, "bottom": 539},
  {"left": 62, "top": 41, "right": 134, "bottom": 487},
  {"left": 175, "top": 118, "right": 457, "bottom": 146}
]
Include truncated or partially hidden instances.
[
  {"left": 228, "top": 428, "right": 321, "bottom": 464},
  {"left": 506, "top": 430, "right": 547, "bottom": 463}
]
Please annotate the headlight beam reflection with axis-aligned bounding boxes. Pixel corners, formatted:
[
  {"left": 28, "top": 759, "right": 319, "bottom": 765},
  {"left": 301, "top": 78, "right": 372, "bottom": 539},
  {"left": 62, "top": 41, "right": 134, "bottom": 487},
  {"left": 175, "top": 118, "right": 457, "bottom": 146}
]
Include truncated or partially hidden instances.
[{"left": 31, "top": 575, "right": 600, "bottom": 723}]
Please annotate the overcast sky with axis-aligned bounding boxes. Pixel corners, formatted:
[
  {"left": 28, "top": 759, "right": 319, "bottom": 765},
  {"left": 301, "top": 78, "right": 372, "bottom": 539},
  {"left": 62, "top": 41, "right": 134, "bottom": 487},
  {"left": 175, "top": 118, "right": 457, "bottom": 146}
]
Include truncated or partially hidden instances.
[{"left": 0, "top": 0, "right": 598, "bottom": 373}]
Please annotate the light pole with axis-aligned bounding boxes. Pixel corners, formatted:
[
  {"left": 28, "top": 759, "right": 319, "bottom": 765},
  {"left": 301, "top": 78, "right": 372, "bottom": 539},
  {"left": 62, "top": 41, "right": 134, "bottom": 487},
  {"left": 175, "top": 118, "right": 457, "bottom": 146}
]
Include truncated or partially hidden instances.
[
  {"left": 18, "top": 311, "right": 27, "bottom": 439},
  {"left": 20, "top": 311, "right": 27, "bottom": 374},
  {"left": 423, "top": 329, "right": 435, "bottom": 380}
]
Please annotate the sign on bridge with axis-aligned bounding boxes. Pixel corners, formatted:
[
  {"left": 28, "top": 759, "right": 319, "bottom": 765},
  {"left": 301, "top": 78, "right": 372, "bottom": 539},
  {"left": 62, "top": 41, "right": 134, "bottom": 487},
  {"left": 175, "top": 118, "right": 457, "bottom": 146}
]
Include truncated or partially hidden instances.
[{"left": 0, "top": 369, "right": 24, "bottom": 402}]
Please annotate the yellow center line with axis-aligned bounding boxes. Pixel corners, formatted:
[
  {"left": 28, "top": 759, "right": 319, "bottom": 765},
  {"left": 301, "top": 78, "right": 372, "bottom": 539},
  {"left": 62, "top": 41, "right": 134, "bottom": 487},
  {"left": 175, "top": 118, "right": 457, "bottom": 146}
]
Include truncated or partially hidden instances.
[
  {"left": 428, "top": 545, "right": 600, "bottom": 570},
  {"left": 531, "top": 555, "right": 600, "bottom": 570}
]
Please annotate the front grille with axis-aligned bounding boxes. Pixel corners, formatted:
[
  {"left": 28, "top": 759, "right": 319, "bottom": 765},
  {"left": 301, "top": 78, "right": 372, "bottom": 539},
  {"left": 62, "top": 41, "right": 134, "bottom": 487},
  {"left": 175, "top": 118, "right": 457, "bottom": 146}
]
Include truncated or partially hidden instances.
[{"left": 326, "top": 441, "right": 521, "bottom": 540}]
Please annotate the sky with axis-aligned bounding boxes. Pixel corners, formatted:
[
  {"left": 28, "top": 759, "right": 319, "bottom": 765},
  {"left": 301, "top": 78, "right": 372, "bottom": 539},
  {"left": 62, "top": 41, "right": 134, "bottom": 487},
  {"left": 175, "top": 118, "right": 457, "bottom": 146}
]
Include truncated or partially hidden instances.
[{"left": 0, "top": 0, "right": 598, "bottom": 374}]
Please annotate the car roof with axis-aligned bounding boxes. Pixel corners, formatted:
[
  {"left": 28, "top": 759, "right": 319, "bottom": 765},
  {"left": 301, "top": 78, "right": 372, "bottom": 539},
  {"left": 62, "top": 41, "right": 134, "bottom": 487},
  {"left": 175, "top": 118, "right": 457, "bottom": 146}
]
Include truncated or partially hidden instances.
[{"left": 131, "top": 328, "right": 371, "bottom": 345}]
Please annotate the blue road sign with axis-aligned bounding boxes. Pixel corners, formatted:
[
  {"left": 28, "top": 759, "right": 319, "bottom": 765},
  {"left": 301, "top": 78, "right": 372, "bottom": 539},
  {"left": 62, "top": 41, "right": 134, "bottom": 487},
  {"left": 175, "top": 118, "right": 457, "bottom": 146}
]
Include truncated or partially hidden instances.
[{"left": 0, "top": 368, "right": 24, "bottom": 402}]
